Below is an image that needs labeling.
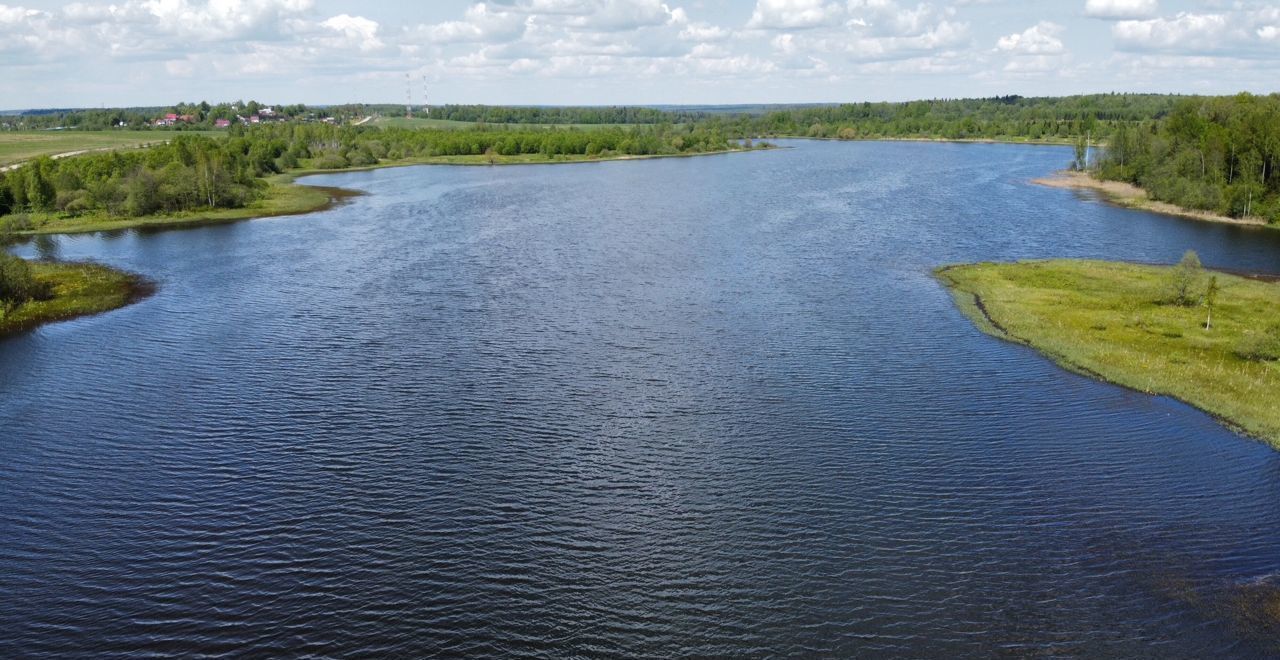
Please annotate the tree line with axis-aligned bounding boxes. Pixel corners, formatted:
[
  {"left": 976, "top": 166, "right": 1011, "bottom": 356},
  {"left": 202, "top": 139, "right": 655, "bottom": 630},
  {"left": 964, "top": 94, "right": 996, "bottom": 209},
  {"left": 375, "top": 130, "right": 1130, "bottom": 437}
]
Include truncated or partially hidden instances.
[
  {"left": 1095, "top": 93, "right": 1280, "bottom": 223},
  {"left": 702, "top": 94, "right": 1183, "bottom": 142},
  {"left": 424, "top": 105, "right": 709, "bottom": 125},
  {"left": 0, "top": 123, "right": 745, "bottom": 224}
]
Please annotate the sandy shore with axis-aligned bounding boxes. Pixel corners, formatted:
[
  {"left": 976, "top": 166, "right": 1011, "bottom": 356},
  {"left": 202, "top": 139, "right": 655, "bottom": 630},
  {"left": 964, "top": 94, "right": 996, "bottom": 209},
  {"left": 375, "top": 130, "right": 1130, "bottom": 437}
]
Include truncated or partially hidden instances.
[{"left": 1032, "top": 170, "right": 1270, "bottom": 228}]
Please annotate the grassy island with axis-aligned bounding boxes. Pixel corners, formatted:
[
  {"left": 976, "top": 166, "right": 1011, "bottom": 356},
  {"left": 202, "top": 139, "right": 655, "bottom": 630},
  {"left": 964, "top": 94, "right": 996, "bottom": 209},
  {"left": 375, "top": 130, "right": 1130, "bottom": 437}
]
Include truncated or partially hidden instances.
[
  {"left": 936, "top": 259, "right": 1280, "bottom": 446},
  {"left": 0, "top": 256, "right": 147, "bottom": 337}
]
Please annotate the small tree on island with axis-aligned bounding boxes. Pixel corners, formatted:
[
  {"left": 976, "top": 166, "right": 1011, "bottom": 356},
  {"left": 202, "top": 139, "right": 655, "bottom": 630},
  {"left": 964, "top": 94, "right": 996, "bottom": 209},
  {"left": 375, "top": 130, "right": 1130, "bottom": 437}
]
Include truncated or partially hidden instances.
[
  {"left": 1204, "top": 275, "right": 1220, "bottom": 330},
  {"left": 1168, "top": 250, "right": 1203, "bottom": 306},
  {"left": 1072, "top": 135, "right": 1088, "bottom": 171}
]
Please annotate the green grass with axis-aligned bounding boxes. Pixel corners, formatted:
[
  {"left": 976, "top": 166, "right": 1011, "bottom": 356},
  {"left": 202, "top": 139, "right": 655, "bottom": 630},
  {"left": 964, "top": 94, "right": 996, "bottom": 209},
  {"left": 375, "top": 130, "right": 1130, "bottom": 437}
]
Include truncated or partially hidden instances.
[
  {"left": 936, "top": 259, "right": 1280, "bottom": 446},
  {"left": 0, "top": 260, "right": 145, "bottom": 337},
  {"left": 0, "top": 130, "right": 215, "bottom": 167}
]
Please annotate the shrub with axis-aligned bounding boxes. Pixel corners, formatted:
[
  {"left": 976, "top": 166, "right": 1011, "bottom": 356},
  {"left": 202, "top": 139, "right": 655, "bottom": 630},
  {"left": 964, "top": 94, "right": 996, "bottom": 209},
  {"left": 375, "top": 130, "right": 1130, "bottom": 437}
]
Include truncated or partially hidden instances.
[
  {"left": 0, "top": 253, "right": 48, "bottom": 315},
  {"left": 1235, "top": 325, "right": 1280, "bottom": 362},
  {"left": 1167, "top": 250, "right": 1203, "bottom": 306}
]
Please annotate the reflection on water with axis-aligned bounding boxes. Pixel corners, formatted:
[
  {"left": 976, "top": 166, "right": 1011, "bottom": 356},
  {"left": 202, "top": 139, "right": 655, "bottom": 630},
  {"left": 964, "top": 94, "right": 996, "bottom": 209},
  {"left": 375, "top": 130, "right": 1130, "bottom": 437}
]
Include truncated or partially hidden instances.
[{"left": 3, "top": 141, "right": 1280, "bottom": 657}]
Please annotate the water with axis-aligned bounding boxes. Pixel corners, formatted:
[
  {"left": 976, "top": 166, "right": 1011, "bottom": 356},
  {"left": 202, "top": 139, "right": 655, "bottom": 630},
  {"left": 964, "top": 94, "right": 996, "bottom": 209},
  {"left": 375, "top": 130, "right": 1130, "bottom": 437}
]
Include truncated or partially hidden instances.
[{"left": 3, "top": 141, "right": 1280, "bottom": 657}]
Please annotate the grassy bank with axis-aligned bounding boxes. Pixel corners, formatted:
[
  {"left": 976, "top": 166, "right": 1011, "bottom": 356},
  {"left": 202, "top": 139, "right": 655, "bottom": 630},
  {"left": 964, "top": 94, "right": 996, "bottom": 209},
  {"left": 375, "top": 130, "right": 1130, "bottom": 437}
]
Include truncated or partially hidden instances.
[
  {"left": 936, "top": 259, "right": 1280, "bottom": 446},
  {"left": 1034, "top": 171, "right": 1275, "bottom": 229},
  {"left": 0, "top": 260, "right": 148, "bottom": 337},
  {"left": 7, "top": 175, "right": 343, "bottom": 235}
]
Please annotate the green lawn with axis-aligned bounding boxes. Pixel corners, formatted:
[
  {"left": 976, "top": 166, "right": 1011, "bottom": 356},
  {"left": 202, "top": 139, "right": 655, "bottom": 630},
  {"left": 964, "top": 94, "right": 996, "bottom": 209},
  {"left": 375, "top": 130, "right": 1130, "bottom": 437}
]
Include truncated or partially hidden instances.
[
  {"left": 0, "top": 260, "right": 145, "bottom": 337},
  {"left": 937, "top": 259, "right": 1280, "bottom": 446},
  {"left": 0, "top": 131, "right": 215, "bottom": 167}
]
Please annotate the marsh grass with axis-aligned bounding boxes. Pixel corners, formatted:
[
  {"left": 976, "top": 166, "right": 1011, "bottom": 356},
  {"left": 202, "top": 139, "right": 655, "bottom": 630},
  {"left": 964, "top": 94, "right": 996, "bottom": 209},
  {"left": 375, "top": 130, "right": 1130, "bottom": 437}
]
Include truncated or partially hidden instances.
[
  {"left": 936, "top": 259, "right": 1280, "bottom": 446},
  {"left": 0, "top": 261, "right": 145, "bottom": 337}
]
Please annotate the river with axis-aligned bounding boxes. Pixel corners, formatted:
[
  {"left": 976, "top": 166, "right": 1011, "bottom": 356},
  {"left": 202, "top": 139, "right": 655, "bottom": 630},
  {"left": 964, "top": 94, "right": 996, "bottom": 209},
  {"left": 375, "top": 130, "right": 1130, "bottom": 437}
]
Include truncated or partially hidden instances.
[{"left": 3, "top": 140, "right": 1280, "bottom": 656}]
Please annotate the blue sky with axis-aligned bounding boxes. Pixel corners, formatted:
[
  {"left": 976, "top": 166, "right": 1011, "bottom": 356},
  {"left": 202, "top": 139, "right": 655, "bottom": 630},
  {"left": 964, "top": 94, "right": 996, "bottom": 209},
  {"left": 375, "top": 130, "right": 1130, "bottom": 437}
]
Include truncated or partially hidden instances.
[{"left": 2, "top": 0, "right": 1278, "bottom": 108}]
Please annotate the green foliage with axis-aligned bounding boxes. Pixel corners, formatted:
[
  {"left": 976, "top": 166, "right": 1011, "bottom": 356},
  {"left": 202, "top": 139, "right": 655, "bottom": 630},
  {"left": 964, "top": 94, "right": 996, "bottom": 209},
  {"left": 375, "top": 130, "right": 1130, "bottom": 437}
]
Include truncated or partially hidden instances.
[
  {"left": 1235, "top": 324, "right": 1280, "bottom": 362},
  {"left": 0, "top": 134, "right": 263, "bottom": 219},
  {"left": 1204, "top": 275, "right": 1220, "bottom": 329},
  {"left": 0, "top": 253, "right": 48, "bottom": 315},
  {"left": 706, "top": 94, "right": 1181, "bottom": 143},
  {"left": 1097, "top": 93, "right": 1280, "bottom": 223},
  {"left": 1168, "top": 250, "right": 1203, "bottom": 306}
]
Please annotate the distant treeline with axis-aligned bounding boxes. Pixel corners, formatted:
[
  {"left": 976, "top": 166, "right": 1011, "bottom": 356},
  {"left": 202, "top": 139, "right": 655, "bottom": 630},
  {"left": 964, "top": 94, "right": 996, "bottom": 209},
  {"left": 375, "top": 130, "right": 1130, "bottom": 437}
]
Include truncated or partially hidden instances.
[
  {"left": 424, "top": 104, "right": 708, "bottom": 125},
  {"left": 710, "top": 94, "right": 1184, "bottom": 141},
  {"left": 0, "top": 123, "right": 742, "bottom": 222},
  {"left": 1096, "top": 93, "right": 1280, "bottom": 222}
]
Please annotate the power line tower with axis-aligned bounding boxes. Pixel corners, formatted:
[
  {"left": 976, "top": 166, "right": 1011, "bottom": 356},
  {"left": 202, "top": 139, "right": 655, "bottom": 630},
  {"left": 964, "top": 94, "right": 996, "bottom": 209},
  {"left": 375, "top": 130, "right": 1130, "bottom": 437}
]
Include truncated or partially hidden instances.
[{"left": 423, "top": 76, "right": 430, "bottom": 117}]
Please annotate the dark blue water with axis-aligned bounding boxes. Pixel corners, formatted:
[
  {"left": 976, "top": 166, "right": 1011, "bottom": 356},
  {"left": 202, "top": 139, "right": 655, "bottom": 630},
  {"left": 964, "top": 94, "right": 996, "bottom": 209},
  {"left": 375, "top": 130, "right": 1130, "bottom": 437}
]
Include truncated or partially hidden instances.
[{"left": 3, "top": 141, "right": 1280, "bottom": 657}]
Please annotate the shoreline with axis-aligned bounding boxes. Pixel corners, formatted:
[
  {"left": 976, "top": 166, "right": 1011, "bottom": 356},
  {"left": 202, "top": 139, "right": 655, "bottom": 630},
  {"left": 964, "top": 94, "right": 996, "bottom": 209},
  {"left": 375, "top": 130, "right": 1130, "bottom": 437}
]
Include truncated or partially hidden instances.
[
  {"left": 1032, "top": 170, "right": 1272, "bottom": 229},
  {"left": 0, "top": 260, "right": 153, "bottom": 339},
  {"left": 6, "top": 146, "right": 766, "bottom": 237},
  {"left": 936, "top": 259, "right": 1280, "bottom": 448}
]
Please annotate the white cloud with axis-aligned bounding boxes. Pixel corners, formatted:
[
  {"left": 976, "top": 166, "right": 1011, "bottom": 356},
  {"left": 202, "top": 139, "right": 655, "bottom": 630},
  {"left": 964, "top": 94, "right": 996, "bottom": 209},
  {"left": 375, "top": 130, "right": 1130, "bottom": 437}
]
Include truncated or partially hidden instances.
[
  {"left": 996, "top": 21, "right": 1064, "bottom": 55},
  {"left": 1084, "top": 0, "right": 1157, "bottom": 20},
  {"left": 746, "top": 0, "right": 842, "bottom": 30},
  {"left": 1113, "top": 13, "right": 1225, "bottom": 51}
]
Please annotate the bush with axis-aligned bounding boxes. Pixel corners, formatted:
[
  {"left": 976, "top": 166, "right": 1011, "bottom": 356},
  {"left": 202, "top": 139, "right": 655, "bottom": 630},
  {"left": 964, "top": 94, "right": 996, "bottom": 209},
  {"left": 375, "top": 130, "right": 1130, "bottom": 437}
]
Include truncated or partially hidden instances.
[
  {"left": 0, "top": 253, "right": 48, "bottom": 314},
  {"left": 1167, "top": 250, "right": 1203, "bottom": 306},
  {"left": 313, "top": 152, "right": 349, "bottom": 170},
  {"left": 1235, "top": 325, "right": 1280, "bottom": 362}
]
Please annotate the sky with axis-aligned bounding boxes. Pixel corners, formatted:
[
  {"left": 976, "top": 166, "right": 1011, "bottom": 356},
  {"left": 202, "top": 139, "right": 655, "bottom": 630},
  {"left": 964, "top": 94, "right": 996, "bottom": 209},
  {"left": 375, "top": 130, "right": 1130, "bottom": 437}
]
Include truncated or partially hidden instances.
[{"left": 2, "top": 0, "right": 1278, "bottom": 109}]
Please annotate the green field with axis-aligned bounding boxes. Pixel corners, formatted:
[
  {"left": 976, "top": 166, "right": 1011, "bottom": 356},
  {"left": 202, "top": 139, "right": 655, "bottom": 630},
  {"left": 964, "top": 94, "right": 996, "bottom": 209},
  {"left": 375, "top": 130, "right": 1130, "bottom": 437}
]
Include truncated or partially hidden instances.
[
  {"left": 0, "top": 131, "right": 196, "bottom": 167},
  {"left": 937, "top": 259, "right": 1280, "bottom": 446},
  {"left": 0, "top": 260, "right": 145, "bottom": 337}
]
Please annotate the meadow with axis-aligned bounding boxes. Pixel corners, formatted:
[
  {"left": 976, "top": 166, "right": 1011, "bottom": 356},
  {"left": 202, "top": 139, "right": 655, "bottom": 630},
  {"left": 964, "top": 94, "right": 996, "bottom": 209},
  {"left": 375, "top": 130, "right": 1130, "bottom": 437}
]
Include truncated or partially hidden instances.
[{"left": 937, "top": 259, "right": 1280, "bottom": 446}]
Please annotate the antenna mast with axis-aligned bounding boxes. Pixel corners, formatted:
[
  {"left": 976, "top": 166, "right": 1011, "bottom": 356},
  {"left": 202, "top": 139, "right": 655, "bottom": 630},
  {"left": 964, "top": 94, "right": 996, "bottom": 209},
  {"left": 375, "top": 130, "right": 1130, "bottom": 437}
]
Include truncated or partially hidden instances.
[{"left": 405, "top": 73, "right": 412, "bottom": 119}]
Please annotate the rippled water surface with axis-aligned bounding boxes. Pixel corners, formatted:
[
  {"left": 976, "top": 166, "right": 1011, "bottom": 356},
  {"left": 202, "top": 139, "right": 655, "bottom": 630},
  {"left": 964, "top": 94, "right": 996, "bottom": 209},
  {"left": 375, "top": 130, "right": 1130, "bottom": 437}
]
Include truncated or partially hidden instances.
[{"left": 4, "top": 141, "right": 1280, "bottom": 657}]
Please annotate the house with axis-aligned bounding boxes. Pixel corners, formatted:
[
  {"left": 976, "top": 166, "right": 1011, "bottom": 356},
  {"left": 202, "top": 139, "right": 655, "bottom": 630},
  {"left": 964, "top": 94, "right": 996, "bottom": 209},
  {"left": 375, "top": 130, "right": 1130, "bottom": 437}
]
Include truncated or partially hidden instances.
[
  {"left": 249, "top": 115, "right": 261, "bottom": 124},
  {"left": 214, "top": 119, "right": 231, "bottom": 128}
]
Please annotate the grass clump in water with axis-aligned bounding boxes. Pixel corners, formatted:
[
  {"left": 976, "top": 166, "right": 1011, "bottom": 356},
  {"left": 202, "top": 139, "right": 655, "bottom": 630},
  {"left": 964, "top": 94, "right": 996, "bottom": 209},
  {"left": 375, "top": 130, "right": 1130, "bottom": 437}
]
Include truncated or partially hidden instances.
[
  {"left": 936, "top": 257, "right": 1280, "bottom": 446},
  {"left": 0, "top": 254, "right": 145, "bottom": 337}
]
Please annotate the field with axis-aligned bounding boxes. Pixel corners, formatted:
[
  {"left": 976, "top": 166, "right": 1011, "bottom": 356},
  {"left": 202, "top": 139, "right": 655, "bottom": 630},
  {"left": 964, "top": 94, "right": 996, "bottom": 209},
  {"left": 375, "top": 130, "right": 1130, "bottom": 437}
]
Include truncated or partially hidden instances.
[
  {"left": 0, "top": 130, "right": 195, "bottom": 167},
  {"left": 937, "top": 259, "right": 1280, "bottom": 446}
]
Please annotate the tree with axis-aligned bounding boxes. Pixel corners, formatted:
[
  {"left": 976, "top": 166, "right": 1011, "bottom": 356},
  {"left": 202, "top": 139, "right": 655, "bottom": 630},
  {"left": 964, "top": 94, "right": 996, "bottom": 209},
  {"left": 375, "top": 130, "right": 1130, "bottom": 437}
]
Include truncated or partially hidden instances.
[
  {"left": 1169, "top": 250, "right": 1203, "bottom": 306},
  {"left": 1072, "top": 135, "right": 1088, "bottom": 171},
  {"left": 0, "top": 253, "right": 45, "bottom": 317},
  {"left": 1204, "top": 276, "right": 1220, "bottom": 330}
]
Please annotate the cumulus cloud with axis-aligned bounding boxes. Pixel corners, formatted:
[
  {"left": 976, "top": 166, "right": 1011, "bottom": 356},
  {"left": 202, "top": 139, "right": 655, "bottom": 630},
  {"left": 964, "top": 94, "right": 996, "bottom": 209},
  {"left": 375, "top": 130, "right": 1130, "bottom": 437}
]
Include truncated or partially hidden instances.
[
  {"left": 996, "top": 21, "right": 1064, "bottom": 55},
  {"left": 1084, "top": 0, "right": 1157, "bottom": 20},
  {"left": 1111, "top": 8, "right": 1280, "bottom": 57},
  {"left": 2, "top": 0, "right": 1280, "bottom": 107},
  {"left": 746, "top": 0, "right": 842, "bottom": 30}
]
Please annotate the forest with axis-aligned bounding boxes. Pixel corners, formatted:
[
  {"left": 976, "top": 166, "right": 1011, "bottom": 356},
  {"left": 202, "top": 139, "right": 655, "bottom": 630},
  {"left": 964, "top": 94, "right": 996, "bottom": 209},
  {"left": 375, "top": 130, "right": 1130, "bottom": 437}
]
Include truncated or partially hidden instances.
[
  {"left": 719, "top": 94, "right": 1185, "bottom": 141},
  {"left": 1095, "top": 93, "right": 1280, "bottom": 223}
]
